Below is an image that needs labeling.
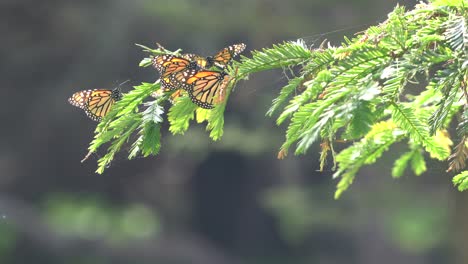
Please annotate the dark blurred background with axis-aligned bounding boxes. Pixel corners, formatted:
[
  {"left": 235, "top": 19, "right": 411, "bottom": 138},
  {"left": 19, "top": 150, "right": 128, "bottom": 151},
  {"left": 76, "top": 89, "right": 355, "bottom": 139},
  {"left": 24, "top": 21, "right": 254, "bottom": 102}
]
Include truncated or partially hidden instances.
[{"left": 2, "top": 0, "right": 467, "bottom": 263}]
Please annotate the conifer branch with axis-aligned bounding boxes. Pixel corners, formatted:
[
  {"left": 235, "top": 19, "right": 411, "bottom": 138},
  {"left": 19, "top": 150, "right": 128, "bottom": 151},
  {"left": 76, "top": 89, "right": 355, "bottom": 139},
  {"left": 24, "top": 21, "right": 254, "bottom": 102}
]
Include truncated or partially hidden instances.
[{"left": 82, "top": 1, "right": 468, "bottom": 197}]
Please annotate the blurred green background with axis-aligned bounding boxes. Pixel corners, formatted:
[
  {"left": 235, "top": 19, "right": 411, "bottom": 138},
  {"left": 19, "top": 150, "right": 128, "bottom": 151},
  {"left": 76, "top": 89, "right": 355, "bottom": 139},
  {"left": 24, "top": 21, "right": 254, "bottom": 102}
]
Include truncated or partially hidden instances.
[{"left": 2, "top": 0, "right": 467, "bottom": 263}]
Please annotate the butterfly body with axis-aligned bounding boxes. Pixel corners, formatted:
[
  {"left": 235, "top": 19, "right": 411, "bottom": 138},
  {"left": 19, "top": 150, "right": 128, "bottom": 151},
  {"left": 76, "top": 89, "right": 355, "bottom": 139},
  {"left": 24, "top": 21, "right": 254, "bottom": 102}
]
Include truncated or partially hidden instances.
[
  {"left": 200, "top": 56, "right": 216, "bottom": 68},
  {"left": 68, "top": 87, "right": 122, "bottom": 121},
  {"left": 183, "top": 43, "right": 246, "bottom": 69}
]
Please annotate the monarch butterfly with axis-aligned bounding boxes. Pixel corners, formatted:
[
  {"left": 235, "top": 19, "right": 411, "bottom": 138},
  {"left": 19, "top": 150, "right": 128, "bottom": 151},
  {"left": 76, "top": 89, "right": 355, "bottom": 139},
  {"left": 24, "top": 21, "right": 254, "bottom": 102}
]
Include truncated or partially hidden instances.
[
  {"left": 183, "top": 70, "right": 231, "bottom": 109},
  {"left": 68, "top": 87, "right": 122, "bottom": 121},
  {"left": 183, "top": 43, "right": 246, "bottom": 69},
  {"left": 152, "top": 55, "right": 199, "bottom": 91}
]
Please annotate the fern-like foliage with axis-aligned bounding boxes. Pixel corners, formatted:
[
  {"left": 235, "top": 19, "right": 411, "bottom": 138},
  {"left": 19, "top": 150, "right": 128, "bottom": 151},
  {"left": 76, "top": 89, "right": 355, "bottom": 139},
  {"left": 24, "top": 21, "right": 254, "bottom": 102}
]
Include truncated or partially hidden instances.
[
  {"left": 269, "top": 1, "right": 466, "bottom": 197},
  {"left": 333, "top": 121, "right": 405, "bottom": 199},
  {"left": 453, "top": 170, "right": 468, "bottom": 191},
  {"left": 84, "top": 0, "right": 468, "bottom": 198},
  {"left": 392, "top": 145, "right": 428, "bottom": 178},
  {"left": 235, "top": 40, "right": 312, "bottom": 78}
]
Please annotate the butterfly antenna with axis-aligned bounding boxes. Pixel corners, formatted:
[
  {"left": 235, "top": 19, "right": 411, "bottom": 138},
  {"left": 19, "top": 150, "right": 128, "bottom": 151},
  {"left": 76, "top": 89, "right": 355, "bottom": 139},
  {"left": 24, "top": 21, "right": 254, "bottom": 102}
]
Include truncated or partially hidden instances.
[
  {"left": 118, "top": 79, "right": 130, "bottom": 87},
  {"left": 114, "top": 79, "right": 130, "bottom": 92}
]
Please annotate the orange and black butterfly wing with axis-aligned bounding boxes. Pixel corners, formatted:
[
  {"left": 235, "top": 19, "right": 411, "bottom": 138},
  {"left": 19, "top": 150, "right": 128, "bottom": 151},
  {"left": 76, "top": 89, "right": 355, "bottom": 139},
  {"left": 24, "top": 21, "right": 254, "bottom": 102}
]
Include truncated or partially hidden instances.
[
  {"left": 69, "top": 88, "right": 122, "bottom": 121},
  {"left": 181, "top": 53, "right": 198, "bottom": 61},
  {"left": 170, "top": 68, "right": 198, "bottom": 89},
  {"left": 68, "top": 90, "right": 93, "bottom": 109},
  {"left": 186, "top": 71, "right": 230, "bottom": 109},
  {"left": 211, "top": 43, "right": 246, "bottom": 68},
  {"left": 152, "top": 55, "right": 192, "bottom": 78},
  {"left": 152, "top": 55, "right": 169, "bottom": 74},
  {"left": 159, "top": 66, "right": 198, "bottom": 91},
  {"left": 84, "top": 89, "right": 116, "bottom": 121},
  {"left": 169, "top": 89, "right": 187, "bottom": 103},
  {"left": 160, "top": 75, "right": 180, "bottom": 91},
  {"left": 153, "top": 55, "right": 200, "bottom": 91}
]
